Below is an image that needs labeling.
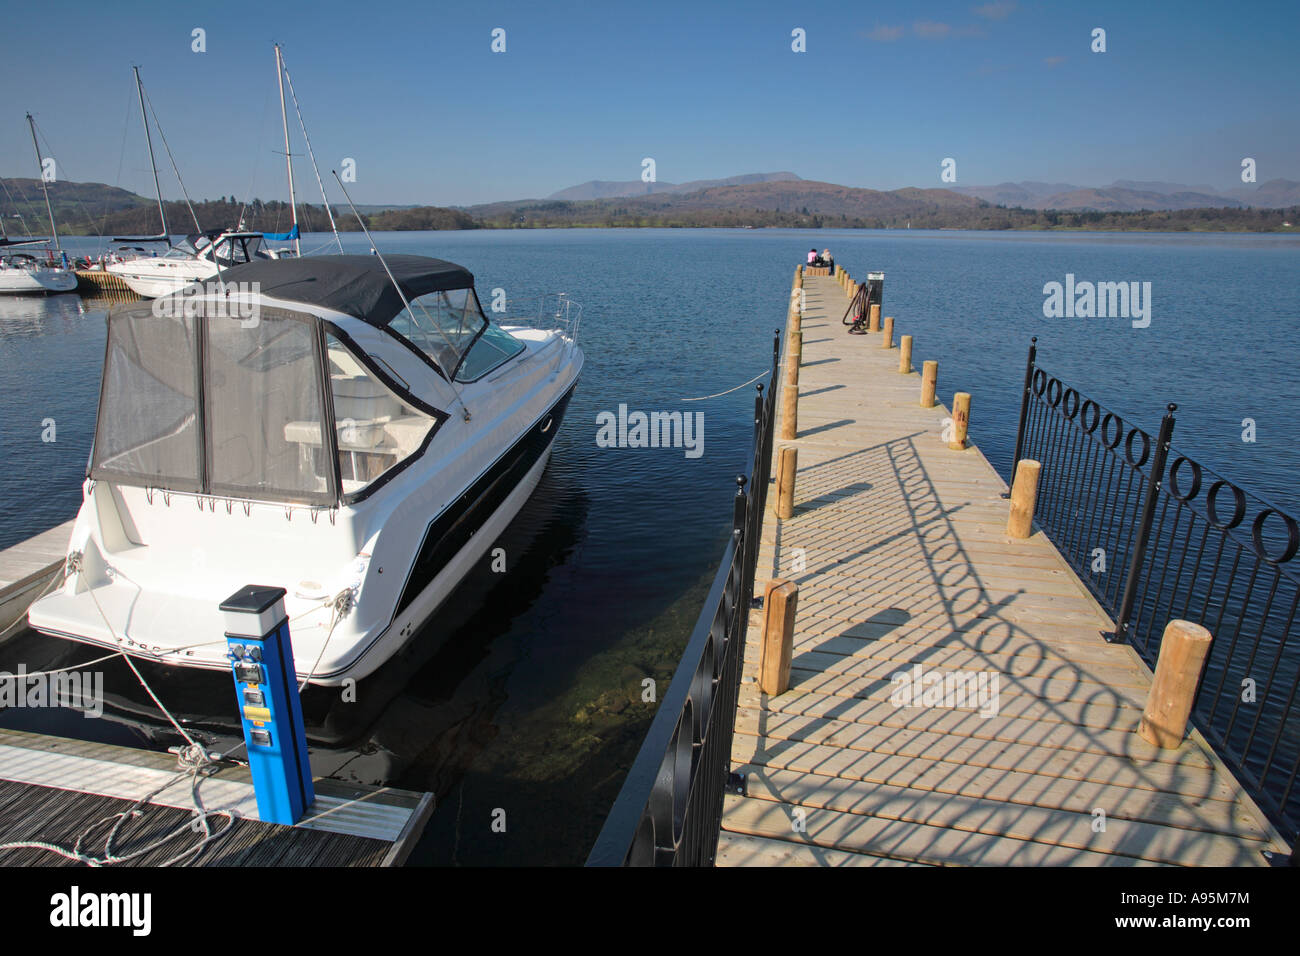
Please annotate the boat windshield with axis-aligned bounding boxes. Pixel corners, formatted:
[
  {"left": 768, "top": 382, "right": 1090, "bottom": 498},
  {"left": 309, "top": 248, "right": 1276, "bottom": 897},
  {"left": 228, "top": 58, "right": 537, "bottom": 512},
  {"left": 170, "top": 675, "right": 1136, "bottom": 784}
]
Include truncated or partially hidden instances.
[
  {"left": 386, "top": 289, "right": 525, "bottom": 381},
  {"left": 387, "top": 289, "right": 492, "bottom": 380},
  {"left": 200, "top": 234, "right": 264, "bottom": 268}
]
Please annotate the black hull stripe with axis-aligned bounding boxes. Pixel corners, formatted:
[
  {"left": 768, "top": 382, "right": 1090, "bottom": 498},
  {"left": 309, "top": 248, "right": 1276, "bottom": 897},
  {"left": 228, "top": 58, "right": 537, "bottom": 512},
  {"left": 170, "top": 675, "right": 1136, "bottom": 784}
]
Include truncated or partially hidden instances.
[{"left": 394, "top": 385, "right": 575, "bottom": 619}]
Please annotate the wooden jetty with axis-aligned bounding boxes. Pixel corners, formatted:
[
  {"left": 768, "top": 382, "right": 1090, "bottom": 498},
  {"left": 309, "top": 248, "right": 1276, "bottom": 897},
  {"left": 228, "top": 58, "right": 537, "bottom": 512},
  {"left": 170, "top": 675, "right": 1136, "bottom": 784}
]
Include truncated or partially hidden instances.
[
  {"left": 74, "top": 270, "right": 138, "bottom": 299},
  {"left": 716, "top": 269, "right": 1291, "bottom": 867},
  {"left": 0, "top": 728, "right": 432, "bottom": 866},
  {"left": 0, "top": 520, "right": 73, "bottom": 637}
]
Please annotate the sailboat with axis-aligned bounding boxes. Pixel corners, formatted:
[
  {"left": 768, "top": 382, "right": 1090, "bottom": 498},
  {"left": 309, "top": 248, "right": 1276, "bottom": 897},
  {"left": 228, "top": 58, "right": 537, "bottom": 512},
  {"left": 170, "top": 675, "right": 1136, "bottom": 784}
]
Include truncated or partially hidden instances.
[
  {"left": 107, "top": 65, "right": 289, "bottom": 298},
  {"left": 0, "top": 114, "right": 77, "bottom": 295}
]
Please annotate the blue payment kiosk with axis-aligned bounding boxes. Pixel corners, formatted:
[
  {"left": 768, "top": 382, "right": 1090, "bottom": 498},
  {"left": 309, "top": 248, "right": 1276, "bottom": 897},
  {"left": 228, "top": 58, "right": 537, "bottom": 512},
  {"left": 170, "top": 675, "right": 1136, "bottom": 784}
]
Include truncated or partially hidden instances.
[{"left": 220, "top": 585, "right": 315, "bottom": 825}]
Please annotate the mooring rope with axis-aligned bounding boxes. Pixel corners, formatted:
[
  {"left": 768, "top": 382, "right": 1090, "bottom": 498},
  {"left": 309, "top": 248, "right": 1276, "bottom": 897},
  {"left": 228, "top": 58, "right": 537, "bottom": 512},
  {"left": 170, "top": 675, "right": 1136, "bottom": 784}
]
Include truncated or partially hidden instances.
[
  {"left": 0, "top": 552, "right": 356, "bottom": 865},
  {"left": 680, "top": 369, "right": 769, "bottom": 402},
  {"left": 0, "top": 552, "right": 237, "bottom": 865}
]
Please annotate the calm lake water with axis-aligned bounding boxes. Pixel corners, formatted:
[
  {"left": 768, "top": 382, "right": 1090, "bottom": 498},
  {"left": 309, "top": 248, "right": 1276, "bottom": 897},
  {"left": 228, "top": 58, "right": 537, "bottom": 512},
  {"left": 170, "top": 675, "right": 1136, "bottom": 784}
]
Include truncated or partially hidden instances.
[{"left": 0, "top": 228, "right": 1297, "bottom": 864}]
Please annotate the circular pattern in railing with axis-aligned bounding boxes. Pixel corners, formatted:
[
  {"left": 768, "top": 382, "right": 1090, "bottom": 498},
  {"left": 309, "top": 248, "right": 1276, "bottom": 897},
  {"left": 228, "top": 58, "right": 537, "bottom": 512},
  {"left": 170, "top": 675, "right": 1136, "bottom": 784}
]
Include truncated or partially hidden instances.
[
  {"left": 650, "top": 704, "right": 694, "bottom": 851},
  {"left": 1168, "top": 456, "right": 1202, "bottom": 502},
  {"left": 1252, "top": 509, "right": 1300, "bottom": 565},
  {"left": 1032, "top": 368, "right": 1048, "bottom": 396},
  {"left": 1062, "top": 387, "right": 1080, "bottom": 420},
  {"left": 1125, "top": 428, "right": 1150, "bottom": 469},
  {"left": 1046, "top": 378, "right": 1063, "bottom": 408},
  {"left": 709, "top": 613, "right": 728, "bottom": 680},
  {"left": 1080, "top": 399, "right": 1101, "bottom": 434},
  {"left": 690, "top": 642, "right": 715, "bottom": 753},
  {"left": 1206, "top": 479, "right": 1247, "bottom": 531},
  {"left": 1101, "top": 412, "right": 1124, "bottom": 449}
]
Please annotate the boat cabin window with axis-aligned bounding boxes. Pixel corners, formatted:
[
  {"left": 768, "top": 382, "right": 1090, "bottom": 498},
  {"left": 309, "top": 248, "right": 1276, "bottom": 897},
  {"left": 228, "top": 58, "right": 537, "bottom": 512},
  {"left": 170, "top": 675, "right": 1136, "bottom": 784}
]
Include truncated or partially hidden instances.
[
  {"left": 324, "top": 334, "right": 437, "bottom": 495},
  {"left": 90, "top": 304, "right": 444, "bottom": 505},
  {"left": 387, "top": 288, "right": 495, "bottom": 380},
  {"left": 92, "top": 304, "right": 334, "bottom": 504},
  {"left": 204, "top": 313, "right": 330, "bottom": 502},
  {"left": 91, "top": 311, "right": 204, "bottom": 492},
  {"left": 205, "top": 235, "right": 265, "bottom": 268}
]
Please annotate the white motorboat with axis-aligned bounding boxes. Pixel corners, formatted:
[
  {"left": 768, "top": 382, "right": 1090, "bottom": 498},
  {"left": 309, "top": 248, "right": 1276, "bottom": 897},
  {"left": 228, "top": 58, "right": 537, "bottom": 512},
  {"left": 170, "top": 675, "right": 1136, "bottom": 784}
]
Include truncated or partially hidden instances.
[
  {"left": 29, "top": 254, "right": 584, "bottom": 686},
  {"left": 0, "top": 247, "right": 78, "bottom": 294},
  {"left": 106, "top": 229, "right": 285, "bottom": 298}
]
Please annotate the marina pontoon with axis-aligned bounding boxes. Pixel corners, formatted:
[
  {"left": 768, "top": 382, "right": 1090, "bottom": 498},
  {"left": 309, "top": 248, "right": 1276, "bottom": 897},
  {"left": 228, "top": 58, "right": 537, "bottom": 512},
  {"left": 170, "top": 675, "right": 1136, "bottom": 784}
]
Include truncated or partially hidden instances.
[{"left": 29, "top": 254, "right": 584, "bottom": 685}]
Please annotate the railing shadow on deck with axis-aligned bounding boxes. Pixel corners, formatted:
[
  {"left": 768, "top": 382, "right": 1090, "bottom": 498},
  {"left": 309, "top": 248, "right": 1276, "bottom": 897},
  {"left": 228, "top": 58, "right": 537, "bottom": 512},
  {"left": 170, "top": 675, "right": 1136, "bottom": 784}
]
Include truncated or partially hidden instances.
[{"left": 739, "top": 428, "right": 1273, "bottom": 865}]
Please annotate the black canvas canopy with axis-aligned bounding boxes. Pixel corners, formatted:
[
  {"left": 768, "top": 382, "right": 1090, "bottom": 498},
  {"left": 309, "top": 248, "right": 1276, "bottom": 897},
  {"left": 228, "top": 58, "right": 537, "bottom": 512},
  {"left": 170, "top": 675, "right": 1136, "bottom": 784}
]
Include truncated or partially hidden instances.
[{"left": 219, "top": 254, "right": 476, "bottom": 327}]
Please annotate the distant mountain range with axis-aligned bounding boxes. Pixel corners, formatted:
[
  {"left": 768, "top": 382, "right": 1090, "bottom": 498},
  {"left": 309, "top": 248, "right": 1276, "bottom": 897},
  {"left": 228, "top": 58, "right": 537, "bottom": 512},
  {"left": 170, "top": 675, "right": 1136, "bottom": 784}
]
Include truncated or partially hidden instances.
[
  {"left": 4, "top": 172, "right": 1297, "bottom": 237},
  {"left": 948, "top": 179, "right": 1300, "bottom": 211},
  {"left": 547, "top": 171, "right": 800, "bottom": 201}
]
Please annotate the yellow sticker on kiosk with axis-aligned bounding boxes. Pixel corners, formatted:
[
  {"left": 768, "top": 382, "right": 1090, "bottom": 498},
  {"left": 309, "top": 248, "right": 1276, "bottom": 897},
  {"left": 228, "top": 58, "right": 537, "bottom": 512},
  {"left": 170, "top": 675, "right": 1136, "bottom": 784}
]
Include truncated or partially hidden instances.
[{"left": 243, "top": 706, "right": 272, "bottom": 721}]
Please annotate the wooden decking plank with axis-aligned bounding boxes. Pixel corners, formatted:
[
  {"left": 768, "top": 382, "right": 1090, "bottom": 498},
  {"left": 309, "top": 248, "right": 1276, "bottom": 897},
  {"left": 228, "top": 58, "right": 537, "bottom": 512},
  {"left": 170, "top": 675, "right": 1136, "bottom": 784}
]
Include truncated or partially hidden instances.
[
  {"left": 730, "top": 768, "right": 1271, "bottom": 865},
  {"left": 733, "top": 705, "right": 1216, "bottom": 770},
  {"left": 715, "top": 831, "right": 930, "bottom": 867},
  {"left": 730, "top": 736, "right": 1266, "bottom": 837},
  {"left": 720, "top": 793, "right": 1165, "bottom": 867},
  {"left": 743, "top": 641, "right": 1153, "bottom": 690}
]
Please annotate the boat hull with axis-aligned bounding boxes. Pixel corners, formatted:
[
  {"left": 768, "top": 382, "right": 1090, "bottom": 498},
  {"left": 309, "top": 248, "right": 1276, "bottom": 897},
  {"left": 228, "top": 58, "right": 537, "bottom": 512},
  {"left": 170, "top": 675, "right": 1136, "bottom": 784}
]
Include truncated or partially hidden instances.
[
  {"left": 104, "top": 260, "right": 218, "bottom": 298},
  {"left": 0, "top": 268, "right": 78, "bottom": 295}
]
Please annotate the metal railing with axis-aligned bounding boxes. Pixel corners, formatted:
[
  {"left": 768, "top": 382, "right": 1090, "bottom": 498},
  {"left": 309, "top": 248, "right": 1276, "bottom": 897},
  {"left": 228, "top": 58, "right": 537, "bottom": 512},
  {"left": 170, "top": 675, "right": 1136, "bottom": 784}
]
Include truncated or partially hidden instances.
[
  {"left": 491, "top": 292, "right": 583, "bottom": 346},
  {"left": 1012, "top": 338, "right": 1300, "bottom": 845},
  {"left": 587, "top": 331, "right": 781, "bottom": 866}
]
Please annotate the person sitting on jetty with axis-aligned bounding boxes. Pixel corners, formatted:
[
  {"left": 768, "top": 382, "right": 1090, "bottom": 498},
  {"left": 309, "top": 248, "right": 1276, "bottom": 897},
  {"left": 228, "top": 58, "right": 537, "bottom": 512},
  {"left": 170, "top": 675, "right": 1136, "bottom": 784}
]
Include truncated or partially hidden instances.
[
  {"left": 807, "top": 248, "right": 818, "bottom": 266},
  {"left": 821, "top": 249, "right": 834, "bottom": 272}
]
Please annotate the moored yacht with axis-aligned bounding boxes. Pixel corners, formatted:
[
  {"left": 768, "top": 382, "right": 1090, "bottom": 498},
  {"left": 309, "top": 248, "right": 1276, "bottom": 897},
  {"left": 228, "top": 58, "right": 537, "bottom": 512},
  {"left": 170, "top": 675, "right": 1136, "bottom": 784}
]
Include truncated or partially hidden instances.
[
  {"left": 0, "top": 246, "right": 78, "bottom": 294},
  {"left": 29, "top": 254, "right": 584, "bottom": 685},
  {"left": 105, "top": 228, "right": 285, "bottom": 298},
  {"left": 0, "top": 113, "right": 78, "bottom": 294}
]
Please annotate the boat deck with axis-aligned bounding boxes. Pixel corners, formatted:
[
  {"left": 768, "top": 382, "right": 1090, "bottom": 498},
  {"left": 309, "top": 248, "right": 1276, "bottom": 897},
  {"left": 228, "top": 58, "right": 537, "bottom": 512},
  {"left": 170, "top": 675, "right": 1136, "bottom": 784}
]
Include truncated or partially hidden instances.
[{"left": 716, "top": 273, "right": 1291, "bottom": 867}]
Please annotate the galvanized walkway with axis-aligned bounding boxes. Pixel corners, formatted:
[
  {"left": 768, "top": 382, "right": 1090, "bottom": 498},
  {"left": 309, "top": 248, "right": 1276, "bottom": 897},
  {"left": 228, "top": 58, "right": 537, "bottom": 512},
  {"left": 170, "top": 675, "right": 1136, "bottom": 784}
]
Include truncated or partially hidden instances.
[
  {"left": 716, "top": 273, "right": 1290, "bottom": 867},
  {"left": 0, "top": 728, "right": 432, "bottom": 866}
]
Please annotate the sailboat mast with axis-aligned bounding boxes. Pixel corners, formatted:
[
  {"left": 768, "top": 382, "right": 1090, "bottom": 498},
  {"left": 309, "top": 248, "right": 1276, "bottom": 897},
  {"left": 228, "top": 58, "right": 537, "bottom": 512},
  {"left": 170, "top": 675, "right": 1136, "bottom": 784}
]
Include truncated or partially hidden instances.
[
  {"left": 25, "top": 113, "right": 60, "bottom": 253},
  {"left": 275, "top": 44, "right": 300, "bottom": 257},
  {"left": 134, "top": 66, "right": 169, "bottom": 241}
]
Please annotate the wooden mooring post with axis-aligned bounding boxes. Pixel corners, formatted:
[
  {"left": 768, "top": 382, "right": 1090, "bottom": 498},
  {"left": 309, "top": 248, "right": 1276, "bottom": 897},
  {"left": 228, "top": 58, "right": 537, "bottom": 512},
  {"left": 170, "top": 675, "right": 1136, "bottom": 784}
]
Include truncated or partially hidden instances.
[
  {"left": 781, "top": 384, "right": 797, "bottom": 439},
  {"left": 920, "top": 360, "right": 938, "bottom": 407},
  {"left": 775, "top": 446, "right": 797, "bottom": 519},
  {"left": 881, "top": 315, "right": 894, "bottom": 348},
  {"left": 758, "top": 579, "right": 798, "bottom": 696},
  {"left": 899, "top": 334, "right": 913, "bottom": 373},
  {"left": 1006, "top": 458, "right": 1041, "bottom": 538},
  {"left": 949, "top": 392, "right": 971, "bottom": 450},
  {"left": 1139, "top": 620, "right": 1214, "bottom": 749}
]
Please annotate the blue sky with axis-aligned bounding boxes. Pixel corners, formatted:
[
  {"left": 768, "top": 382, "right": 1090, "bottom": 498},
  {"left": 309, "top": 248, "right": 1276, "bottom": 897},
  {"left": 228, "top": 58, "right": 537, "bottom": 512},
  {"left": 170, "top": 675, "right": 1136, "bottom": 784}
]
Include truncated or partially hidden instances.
[{"left": 3, "top": 0, "right": 1297, "bottom": 206}]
